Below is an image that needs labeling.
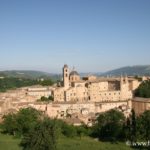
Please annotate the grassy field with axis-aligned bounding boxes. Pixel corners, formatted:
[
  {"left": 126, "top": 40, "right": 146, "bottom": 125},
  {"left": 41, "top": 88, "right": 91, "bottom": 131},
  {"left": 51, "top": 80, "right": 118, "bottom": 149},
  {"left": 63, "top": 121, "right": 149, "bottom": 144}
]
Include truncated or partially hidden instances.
[
  {"left": 0, "top": 134, "right": 21, "bottom": 150},
  {"left": 0, "top": 134, "right": 132, "bottom": 150}
]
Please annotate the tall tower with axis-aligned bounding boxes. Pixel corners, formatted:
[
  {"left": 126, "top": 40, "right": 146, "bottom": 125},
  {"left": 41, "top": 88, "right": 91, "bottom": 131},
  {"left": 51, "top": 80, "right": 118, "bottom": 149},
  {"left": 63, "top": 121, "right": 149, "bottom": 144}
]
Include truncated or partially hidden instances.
[
  {"left": 120, "top": 75, "right": 129, "bottom": 100},
  {"left": 63, "top": 64, "right": 69, "bottom": 89}
]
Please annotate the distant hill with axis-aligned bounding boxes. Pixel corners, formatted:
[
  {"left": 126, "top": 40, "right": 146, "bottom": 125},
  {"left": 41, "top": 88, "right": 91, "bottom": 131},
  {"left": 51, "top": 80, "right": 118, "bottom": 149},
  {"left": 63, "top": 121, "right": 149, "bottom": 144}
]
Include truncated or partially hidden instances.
[
  {"left": 80, "top": 72, "right": 103, "bottom": 77},
  {"left": 101, "top": 65, "right": 150, "bottom": 76},
  {"left": 0, "top": 65, "right": 150, "bottom": 80},
  {"left": 0, "top": 70, "right": 61, "bottom": 81}
]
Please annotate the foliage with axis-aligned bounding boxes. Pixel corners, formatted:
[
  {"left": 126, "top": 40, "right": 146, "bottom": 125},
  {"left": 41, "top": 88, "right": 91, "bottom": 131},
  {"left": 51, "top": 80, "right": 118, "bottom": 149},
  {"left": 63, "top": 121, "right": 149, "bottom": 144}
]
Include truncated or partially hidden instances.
[
  {"left": 137, "top": 110, "right": 150, "bottom": 141},
  {"left": 130, "top": 109, "right": 137, "bottom": 142},
  {"left": 76, "top": 125, "right": 90, "bottom": 138},
  {"left": 0, "top": 77, "right": 38, "bottom": 92},
  {"left": 135, "top": 80, "right": 150, "bottom": 98},
  {"left": 2, "top": 108, "right": 42, "bottom": 136},
  {"left": 0, "top": 77, "right": 54, "bottom": 92},
  {"left": 39, "top": 79, "right": 54, "bottom": 86},
  {"left": 1, "top": 113, "right": 18, "bottom": 135},
  {"left": 122, "top": 109, "right": 150, "bottom": 149},
  {"left": 62, "top": 124, "right": 77, "bottom": 138},
  {"left": 92, "top": 109, "right": 125, "bottom": 141},
  {"left": 20, "top": 118, "right": 58, "bottom": 150},
  {"left": 37, "top": 96, "right": 54, "bottom": 102},
  {"left": 0, "top": 134, "right": 133, "bottom": 150}
]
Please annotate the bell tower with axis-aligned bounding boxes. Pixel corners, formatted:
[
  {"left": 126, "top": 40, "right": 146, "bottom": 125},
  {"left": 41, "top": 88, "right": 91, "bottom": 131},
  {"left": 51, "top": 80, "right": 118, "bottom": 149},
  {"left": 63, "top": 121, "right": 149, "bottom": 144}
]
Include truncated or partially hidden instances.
[{"left": 63, "top": 64, "right": 69, "bottom": 89}]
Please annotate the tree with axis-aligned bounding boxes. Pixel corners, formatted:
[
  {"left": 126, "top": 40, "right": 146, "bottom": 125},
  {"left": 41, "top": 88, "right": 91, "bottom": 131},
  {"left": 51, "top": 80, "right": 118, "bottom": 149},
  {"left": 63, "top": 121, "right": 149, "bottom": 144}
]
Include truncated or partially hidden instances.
[
  {"left": 39, "top": 79, "right": 53, "bottom": 86},
  {"left": 130, "top": 109, "right": 137, "bottom": 142},
  {"left": 76, "top": 125, "right": 90, "bottom": 139},
  {"left": 135, "top": 80, "right": 150, "bottom": 98},
  {"left": 16, "top": 107, "right": 42, "bottom": 135},
  {"left": 61, "top": 123, "right": 77, "bottom": 138},
  {"left": 123, "top": 117, "right": 131, "bottom": 141},
  {"left": 2, "top": 107, "right": 42, "bottom": 136},
  {"left": 20, "top": 118, "right": 58, "bottom": 150},
  {"left": 137, "top": 110, "right": 150, "bottom": 142},
  {"left": 37, "top": 96, "right": 54, "bottom": 102},
  {"left": 2, "top": 113, "right": 17, "bottom": 135},
  {"left": 0, "top": 77, "right": 38, "bottom": 92},
  {"left": 93, "top": 109, "right": 125, "bottom": 141}
]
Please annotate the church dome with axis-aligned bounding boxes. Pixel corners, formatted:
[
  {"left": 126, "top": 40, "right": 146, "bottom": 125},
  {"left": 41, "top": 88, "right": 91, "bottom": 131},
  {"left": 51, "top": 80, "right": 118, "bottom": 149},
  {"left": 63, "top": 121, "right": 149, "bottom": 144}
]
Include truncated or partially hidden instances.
[{"left": 70, "top": 71, "right": 79, "bottom": 76}]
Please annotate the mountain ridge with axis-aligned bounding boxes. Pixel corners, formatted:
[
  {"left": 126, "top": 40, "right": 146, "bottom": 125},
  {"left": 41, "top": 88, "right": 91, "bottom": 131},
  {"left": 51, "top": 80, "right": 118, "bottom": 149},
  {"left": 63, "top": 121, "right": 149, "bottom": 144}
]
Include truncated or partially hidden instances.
[
  {"left": 101, "top": 65, "right": 150, "bottom": 76},
  {"left": 0, "top": 65, "right": 150, "bottom": 79}
]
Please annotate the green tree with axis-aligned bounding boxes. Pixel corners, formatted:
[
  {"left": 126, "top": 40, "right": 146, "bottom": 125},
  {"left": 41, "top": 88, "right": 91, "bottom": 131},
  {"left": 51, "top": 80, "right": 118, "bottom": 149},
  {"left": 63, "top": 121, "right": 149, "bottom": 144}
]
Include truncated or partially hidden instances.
[
  {"left": 135, "top": 80, "right": 150, "bottom": 98},
  {"left": 2, "top": 108, "right": 42, "bottom": 136},
  {"left": 76, "top": 125, "right": 90, "bottom": 139},
  {"left": 62, "top": 123, "right": 77, "bottom": 138},
  {"left": 124, "top": 117, "right": 131, "bottom": 141},
  {"left": 16, "top": 107, "right": 42, "bottom": 135},
  {"left": 39, "top": 79, "right": 53, "bottom": 86},
  {"left": 0, "top": 77, "right": 38, "bottom": 92},
  {"left": 37, "top": 96, "right": 54, "bottom": 102},
  {"left": 2, "top": 113, "right": 17, "bottom": 135},
  {"left": 130, "top": 109, "right": 137, "bottom": 142},
  {"left": 93, "top": 109, "right": 125, "bottom": 141},
  {"left": 20, "top": 118, "right": 58, "bottom": 150},
  {"left": 137, "top": 110, "right": 150, "bottom": 142}
]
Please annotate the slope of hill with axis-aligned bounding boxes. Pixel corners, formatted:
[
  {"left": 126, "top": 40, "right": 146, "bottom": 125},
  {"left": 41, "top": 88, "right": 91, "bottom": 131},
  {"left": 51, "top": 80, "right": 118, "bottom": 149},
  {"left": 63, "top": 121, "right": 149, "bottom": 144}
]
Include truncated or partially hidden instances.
[
  {"left": 0, "top": 70, "right": 61, "bottom": 80},
  {"left": 101, "top": 65, "right": 150, "bottom": 76},
  {"left": 1, "top": 65, "right": 150, "bottom": 80}
]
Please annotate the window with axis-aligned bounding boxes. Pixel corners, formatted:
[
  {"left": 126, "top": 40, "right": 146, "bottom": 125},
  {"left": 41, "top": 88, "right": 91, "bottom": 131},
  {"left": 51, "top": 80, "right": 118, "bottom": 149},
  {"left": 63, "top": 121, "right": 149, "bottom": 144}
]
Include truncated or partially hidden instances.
[{"left": 66, "top": 74, "right": 68, "bottom": 77}]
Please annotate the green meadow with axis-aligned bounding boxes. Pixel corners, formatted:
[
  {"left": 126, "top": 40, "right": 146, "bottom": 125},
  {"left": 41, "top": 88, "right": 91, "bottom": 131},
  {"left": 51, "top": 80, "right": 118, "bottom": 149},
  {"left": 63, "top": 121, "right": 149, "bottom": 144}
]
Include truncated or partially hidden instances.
[{"left": 0, "top": 134, "right": 132, "bottom": 150}]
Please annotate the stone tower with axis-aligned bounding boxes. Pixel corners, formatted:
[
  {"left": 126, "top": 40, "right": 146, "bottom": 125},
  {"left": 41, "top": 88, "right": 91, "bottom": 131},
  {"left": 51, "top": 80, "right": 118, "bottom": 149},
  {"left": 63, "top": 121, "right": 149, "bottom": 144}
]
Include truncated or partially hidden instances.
[
  {"left": 63, "top": 64, "right": 69, "bottom": 89},
  {"left": 120, "top": 76, "right": 130, "bottom": 100}
]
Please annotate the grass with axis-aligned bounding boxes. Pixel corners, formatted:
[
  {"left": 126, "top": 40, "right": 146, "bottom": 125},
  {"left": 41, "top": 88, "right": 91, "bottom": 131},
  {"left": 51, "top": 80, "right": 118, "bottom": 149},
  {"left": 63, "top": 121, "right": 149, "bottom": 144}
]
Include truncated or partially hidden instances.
[
  {"left": 57, "top": 136, "right": 133, "bottom": 150},
  {"left": 0, "top": 133, "right": 21, "bottom": 150},
  {"left": 0, "top": 134, "right": 133, "bottom": 150}
]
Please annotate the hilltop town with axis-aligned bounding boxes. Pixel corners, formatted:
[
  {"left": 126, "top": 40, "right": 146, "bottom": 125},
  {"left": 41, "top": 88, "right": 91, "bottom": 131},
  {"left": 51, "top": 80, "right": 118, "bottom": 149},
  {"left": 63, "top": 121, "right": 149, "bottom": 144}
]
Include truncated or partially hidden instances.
[{"left": 0, "top": 64, "right": 149, "bottom": 126}]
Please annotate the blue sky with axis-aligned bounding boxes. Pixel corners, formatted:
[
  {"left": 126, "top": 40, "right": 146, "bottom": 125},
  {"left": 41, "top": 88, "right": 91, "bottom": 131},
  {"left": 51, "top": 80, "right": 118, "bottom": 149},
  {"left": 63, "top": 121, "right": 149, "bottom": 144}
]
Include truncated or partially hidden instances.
[{"left": 0, "top": 0, "right": 150, "bottom": 73}]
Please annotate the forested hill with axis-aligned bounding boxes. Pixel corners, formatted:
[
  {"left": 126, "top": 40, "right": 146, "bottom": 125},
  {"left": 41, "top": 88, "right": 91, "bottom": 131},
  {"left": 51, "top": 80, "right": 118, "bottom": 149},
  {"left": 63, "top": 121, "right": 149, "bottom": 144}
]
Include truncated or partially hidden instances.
[
  {"left": 0, "top": 70, "right": 61, "bottom": 80},
  {"left": 101, "top": 65, "right": 150, "bottom": 76}
]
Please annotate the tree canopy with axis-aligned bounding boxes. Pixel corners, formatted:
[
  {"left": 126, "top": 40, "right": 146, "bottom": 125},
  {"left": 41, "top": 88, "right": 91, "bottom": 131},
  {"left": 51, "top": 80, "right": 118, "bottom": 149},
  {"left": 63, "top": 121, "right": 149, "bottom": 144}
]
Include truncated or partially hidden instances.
[
  {"left": 20, "top": 118, "right": 58, "bottom": 150},
  {"left": 92, "top": 109, "right": 125, "bottom": 141},
  {"left": 0, "top": 77, "right": 54, "bottom": 92},
  {"left": 135, "top": 80, "right": 150, "bottom": 98},
  {"left": 2, "top": 107, "right": 42, "bottom": 136}
]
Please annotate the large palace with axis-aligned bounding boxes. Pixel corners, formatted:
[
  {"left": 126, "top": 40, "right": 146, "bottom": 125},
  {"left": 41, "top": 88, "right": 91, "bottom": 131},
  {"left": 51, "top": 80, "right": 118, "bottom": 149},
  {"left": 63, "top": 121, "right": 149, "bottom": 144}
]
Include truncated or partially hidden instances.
[
  {"left": 0, "top": 64, "right": 149, "bottom": 126},
  {"left": 54, "top": 64, "right": 138, "bottom": 102}
]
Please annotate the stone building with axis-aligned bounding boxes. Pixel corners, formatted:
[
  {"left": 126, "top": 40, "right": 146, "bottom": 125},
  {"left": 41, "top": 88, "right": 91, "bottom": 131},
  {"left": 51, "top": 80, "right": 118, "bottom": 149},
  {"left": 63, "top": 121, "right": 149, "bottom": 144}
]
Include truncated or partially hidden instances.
[
  {"left": 54, "top": 64, "right": 138, "bottom": 103},
  {"left": 132, "top": 97, "right": 150, "bottom": 115}
]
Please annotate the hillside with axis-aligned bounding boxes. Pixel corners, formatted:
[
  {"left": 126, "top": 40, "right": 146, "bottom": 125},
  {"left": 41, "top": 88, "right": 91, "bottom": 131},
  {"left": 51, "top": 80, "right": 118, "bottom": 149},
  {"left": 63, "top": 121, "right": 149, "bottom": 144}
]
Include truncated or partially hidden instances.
[
  {"left": 0, "top": 65, "right": 150, "bottom": 79},
  {"left": 101, "top": 65, "right": 150, "bottom": 76},
  {"left": 0, "top": 70, "right": 61, "bottom": 80}
]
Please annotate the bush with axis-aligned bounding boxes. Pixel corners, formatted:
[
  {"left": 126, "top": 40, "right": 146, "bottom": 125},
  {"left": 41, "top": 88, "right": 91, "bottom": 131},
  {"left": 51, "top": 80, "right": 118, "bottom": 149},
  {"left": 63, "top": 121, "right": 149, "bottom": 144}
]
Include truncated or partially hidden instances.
[{"left": 2, "top": 108, "right": 42, "bottom": 136}]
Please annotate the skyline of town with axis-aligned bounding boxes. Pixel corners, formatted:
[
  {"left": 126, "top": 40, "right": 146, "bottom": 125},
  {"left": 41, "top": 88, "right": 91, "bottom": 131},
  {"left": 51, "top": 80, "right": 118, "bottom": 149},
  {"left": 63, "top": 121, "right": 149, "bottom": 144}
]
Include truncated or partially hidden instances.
[{"left": 0, "top": 0, "right": 150, "bottom": 73}]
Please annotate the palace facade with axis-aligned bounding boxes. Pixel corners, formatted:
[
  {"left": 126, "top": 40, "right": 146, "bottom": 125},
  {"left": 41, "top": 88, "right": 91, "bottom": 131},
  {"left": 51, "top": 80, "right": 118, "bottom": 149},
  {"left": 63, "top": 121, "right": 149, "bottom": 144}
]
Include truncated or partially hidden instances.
[{"left": 54, "top": 64, "right": 140, "bottom": 103}]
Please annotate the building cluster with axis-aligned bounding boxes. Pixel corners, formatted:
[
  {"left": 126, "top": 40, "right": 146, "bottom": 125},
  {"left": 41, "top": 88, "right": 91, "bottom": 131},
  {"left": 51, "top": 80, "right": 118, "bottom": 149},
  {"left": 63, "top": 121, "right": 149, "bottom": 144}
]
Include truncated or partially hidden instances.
[{"left": 0, "top": 64, "right": 149, "bottom": 126}]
